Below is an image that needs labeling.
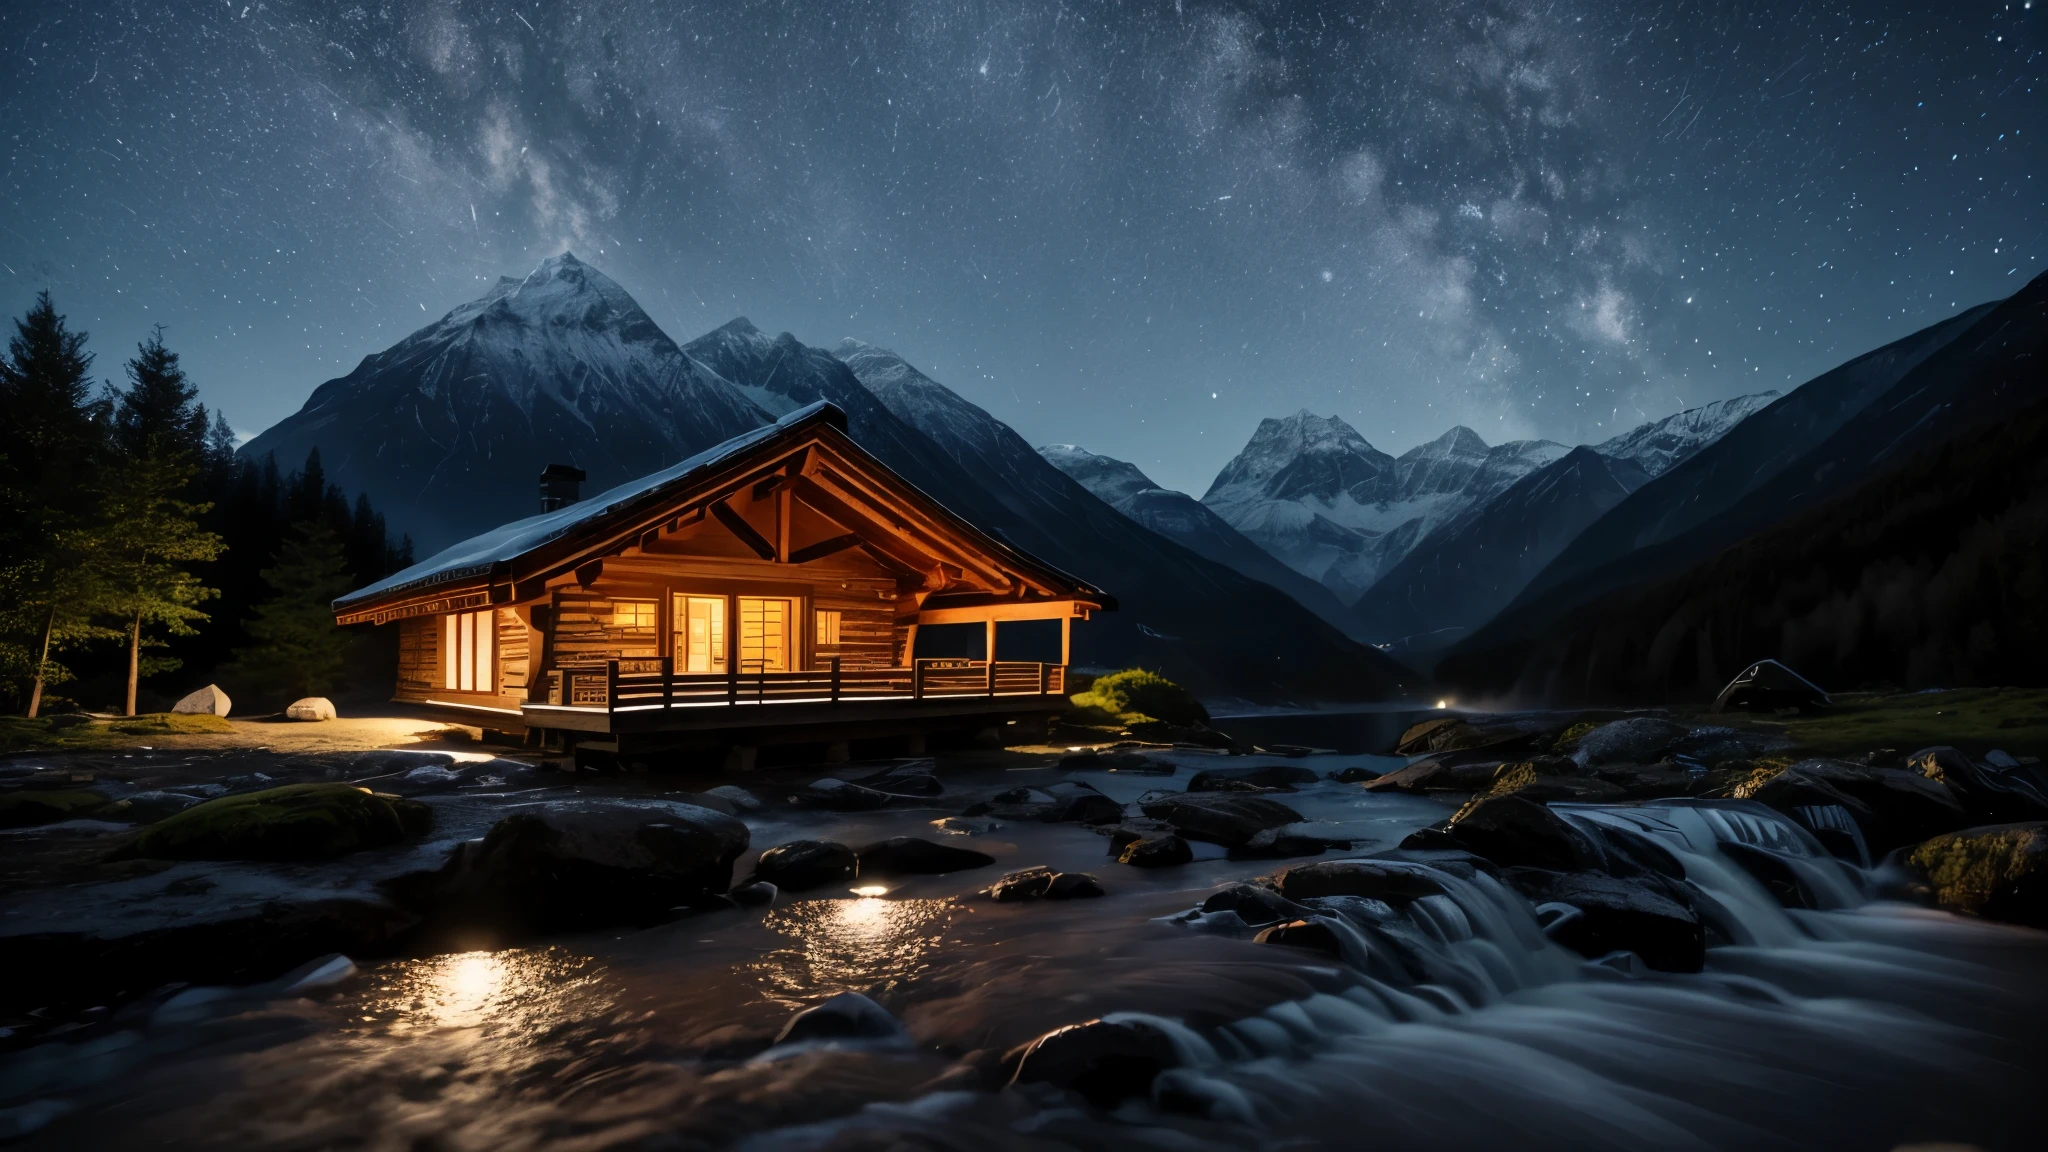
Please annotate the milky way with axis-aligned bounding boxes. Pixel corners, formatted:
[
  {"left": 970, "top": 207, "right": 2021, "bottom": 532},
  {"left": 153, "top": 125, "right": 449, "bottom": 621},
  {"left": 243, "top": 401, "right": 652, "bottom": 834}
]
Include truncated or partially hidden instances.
[{"left": 1, "top": 1, "right": 2040, "bottom": 493}]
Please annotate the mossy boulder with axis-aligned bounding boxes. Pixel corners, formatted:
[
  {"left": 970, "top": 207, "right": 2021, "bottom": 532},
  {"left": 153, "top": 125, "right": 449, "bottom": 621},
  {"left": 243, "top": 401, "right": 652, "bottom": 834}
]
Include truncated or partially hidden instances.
[
  {"left": 1069, "top": 669, "right": 1208, "bottom": 728},
  {"left": 0, "top": 789, "right": 111, "bottom": 829},
  {"left": 1907, "top": 822, "right": 2048, "bottom": 928},
  {"left": 118, "top": 782, "right": 433, "bottom": 862}
]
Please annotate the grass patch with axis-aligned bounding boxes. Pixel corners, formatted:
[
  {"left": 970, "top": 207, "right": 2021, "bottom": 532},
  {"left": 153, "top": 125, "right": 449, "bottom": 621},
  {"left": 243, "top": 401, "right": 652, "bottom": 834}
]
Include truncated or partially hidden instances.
[
  {"left": 1070, "top": 669, "right": 1209, "bottom": 728},
  {"left": 0, "top": 712, "right": 233, "bottom": 753},
  {"left": 1707, "top": 688, "right": 2048, "bottom": 760}
]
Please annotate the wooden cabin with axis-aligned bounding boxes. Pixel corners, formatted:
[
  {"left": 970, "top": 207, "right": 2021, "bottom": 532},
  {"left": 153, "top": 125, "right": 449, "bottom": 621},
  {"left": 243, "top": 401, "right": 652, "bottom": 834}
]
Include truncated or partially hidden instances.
[{"left": 332, "top": 402, "right": 1111, "bottom": 763}]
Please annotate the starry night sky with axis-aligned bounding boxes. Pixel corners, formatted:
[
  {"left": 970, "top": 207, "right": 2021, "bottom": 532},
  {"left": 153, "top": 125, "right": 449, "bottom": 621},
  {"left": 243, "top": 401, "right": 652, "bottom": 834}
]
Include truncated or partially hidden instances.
[{"left": 2, "top": 1, "right": 2040, "bottom": 495}]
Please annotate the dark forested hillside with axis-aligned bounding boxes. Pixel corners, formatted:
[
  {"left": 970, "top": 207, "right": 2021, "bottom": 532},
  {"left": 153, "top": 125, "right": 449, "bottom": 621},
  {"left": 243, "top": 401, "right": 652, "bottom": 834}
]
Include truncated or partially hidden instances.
[{"left": 1440, "top": 390, "right": 2048, "bottom": 704}]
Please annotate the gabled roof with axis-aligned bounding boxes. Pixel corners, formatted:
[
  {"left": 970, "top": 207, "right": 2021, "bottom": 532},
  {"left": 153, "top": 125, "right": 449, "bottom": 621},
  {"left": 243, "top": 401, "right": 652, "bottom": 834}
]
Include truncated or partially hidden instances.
[{"left": 334, "top": 401, "right": 1111, "bottom": 622}]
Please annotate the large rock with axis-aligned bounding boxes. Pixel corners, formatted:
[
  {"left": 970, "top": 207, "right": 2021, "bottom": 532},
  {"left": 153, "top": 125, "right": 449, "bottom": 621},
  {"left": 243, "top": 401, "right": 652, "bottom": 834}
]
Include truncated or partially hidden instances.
[
  {"left": 1275, "top": 858, "right": 1452, "bottom": 903},
  {"left": 774, "top": 991, "right": 906, "bottom": 1045},
  {"left": 1008, "top": 1017, "right": 1185, "bottom": 1108},
  {"left": 1139, "top": 793, "right": 1303, "bottom": 846},
  {"left": 1505, "top": 868, "right": 1705, "bottom": 972},
  {"left": 856, "top": 836, "right": 995, "bottom": 876},
  {"left": 433, "top": 799, "right": 748, "bottom": 932},
  {"left": 753, "top": 839, "right": 860, "bottom": 891},
  {"left": 284, "top": 697, "right": 337, "bottom": 721},
  {"left": 171, "top": 684, "right": 231, "bottom": 717},
  {"left": 118, "top": 783, "right": 431, "bottom": 861},
  {"left": 1571, "top": 718, "right": 1687, "bottom": 768},
  {"left": 1200, "top": 883, "right": 1311, "bottom": 926},
  {"left": 851, "top": 764, "right": 945, "bottom": 796},
  {"left": 986, "top": 865, "right": 1104, "bottom": 901},
  {"left": 1116, "top": 834, "right": 1192, "bottom": 868},
  {"left": 1360, "top": 757, "right": 1504, "bottom": 794},
  {"left": 1439, "top": 793, "right": 1606, "bottom": 872},
  {"left": 1230, "top": 823, "right": 1352, "bottom": 860},
  {"left": 800, "top": 778, "right": 895, "bottom": 811},
  {"left": 1907, "top": 746, "right": 2048, "bottom": 824},
  {"left": 1737, "top": 758, "right": 1967, "bottom": 858},
  {"left": 1186, "top": 765, "right": 1320, "bottom": 793},
  {"left": 1713, "top": 659, "right": 1829, "bottom": 713},
  {"left": 1907, "top": 822, "right": 2048, "bottom": 928},
  {"left": 1253, "top": 917, "right": 1347, "bottom": 959}
]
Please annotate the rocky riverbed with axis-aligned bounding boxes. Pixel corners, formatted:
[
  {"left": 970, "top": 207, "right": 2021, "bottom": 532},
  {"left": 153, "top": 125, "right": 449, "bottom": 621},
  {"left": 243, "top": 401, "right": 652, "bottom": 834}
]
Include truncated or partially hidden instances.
[{"left": 3, "top": 714, "right": 2046, "bottom": 1149}]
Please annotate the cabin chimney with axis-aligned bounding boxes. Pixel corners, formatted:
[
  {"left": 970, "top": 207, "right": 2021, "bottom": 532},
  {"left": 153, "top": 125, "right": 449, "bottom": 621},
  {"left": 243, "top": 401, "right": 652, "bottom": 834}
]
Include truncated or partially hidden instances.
[{"left": 538, "top": 463, "right": 586, "bottom": 512}]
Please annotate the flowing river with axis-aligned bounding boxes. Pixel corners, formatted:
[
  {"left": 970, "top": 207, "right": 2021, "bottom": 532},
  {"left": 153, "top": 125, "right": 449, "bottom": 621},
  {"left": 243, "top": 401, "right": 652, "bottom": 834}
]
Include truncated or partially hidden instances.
[{"left": 4, "top": 745, "right": 2043, "bottom": 1150}]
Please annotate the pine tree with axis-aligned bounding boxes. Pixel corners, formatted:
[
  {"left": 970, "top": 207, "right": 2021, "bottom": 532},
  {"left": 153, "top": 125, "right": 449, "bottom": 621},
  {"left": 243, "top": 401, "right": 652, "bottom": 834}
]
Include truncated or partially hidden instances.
[
  {"left": 114, "top": 328, "right": 208, "bottom": 463},
  {"left": 224, "top": 521, "right": 356, "bottom": 704},
  {"left": 0, "top": 292, "right": 110, "bottom": 715},
  {"left": 98, "top": 331, "right": 223, "bottom": 715}
]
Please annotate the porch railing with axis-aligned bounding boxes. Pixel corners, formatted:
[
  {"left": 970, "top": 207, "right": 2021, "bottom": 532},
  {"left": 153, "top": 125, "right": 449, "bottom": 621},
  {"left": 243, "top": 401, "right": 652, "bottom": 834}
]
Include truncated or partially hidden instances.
[{"left": 540, "top": 657, "right": 1065, "bottom": 711}]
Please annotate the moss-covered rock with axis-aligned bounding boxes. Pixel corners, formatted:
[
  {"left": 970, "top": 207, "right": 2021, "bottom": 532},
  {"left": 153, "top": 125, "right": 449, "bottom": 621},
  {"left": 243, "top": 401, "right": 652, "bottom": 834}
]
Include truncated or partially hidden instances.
[
  {"left": 118, "top": 782, "right": 432, "bottom": 862},
  {"left": 0, "top": 789, "right": 111, "bottom": 829},
  {"left": 1070, "top": 669, "right": 1209, "bottom": 728},
  {"left": 1907, "top": 823, "right": 2048, "bottom": 928}
]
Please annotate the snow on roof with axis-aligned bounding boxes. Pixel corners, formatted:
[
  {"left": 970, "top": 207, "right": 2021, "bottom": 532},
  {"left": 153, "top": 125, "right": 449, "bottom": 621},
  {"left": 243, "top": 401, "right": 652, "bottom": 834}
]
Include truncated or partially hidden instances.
[{"left": 335, "top": 401, "right": 838, "bottom": 611}]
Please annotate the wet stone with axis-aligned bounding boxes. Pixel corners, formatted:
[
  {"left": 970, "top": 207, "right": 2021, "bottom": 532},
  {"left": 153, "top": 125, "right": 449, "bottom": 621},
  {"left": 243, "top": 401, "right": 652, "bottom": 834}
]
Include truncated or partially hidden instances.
[
  {"left": 1440, "top": 794, "right": 1607, "bottom": 872},
  {"left": 1008, "top": 1017, "right": 1185, "bottom": 1109},
  {"left": 1139, "top": 793, "right": 1304, "bottom": 847},
  {"left": 800, "top": 778, "right": 895, "bottom": 811},
  {"left": 1186, "top": 764, "right": 1320, "bottom": 793},
  {"left": 775, "top": 991, "right": 905, "bottom": 1045},
  {"left": 1116, "top": 834, "right": 1192, "bottom": 868},
  {"left": 1200, "top": 882, "right": 1309, "bottom": 927},
  {"left": 986, "top": 865, "right": 1104, "bottom": 901},
  {"left": 1505, "top": 867, "right": 1704, "bottom": 973},
  {"left": 753, "top": 839, "right": 860, "bottom": 891},
  {"left": 855, "top": 836, "right": 996, "bottom": 875},
  {"left": 428, "top": 799, "right": 750, "bottom": 934},
  {"left": 1230, "top": 823, "right": 1352, "bottom": 860},
  {"left": 1252, "top": 917, "right": 1346, "bottom": 959},
  {"left": 1276, "top": 857, "right": 1454, "bottom": 903}
]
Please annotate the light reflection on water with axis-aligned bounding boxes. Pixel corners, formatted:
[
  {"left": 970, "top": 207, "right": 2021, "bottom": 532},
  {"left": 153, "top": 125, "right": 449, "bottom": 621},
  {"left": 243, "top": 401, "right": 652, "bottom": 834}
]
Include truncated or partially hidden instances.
[
  {"left": 752, "top": 896, "right": 954, "bottom": 1001},
  {"left": 358, "top": 947, "right": 604, "bottom": 1038}
]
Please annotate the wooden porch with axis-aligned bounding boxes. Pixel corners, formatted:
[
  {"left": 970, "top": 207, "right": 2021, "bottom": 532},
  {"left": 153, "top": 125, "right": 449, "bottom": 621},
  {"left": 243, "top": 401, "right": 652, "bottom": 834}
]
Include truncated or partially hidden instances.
[{"left": 507, "top": 656, "right": 1069, "bottom": 736}]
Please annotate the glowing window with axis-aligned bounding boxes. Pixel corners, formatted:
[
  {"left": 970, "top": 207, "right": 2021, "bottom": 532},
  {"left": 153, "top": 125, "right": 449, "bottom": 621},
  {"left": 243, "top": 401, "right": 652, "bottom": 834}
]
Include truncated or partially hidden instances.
[
  {"left": 815, "top": 609, "right": 842, "bottom": 647},
  {"left": 612, "top": 600, "right": 657, "bottom": 629},
  {"left": 442, "top": 610, "right": 495, "bottom": 693}
]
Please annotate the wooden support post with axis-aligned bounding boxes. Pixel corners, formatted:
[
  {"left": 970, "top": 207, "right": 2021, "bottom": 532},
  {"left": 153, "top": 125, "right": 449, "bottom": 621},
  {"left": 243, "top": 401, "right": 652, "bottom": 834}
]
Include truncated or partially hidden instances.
[
  {"left": 727, "top": 665, "right": 738, "bottom": 705},
  {"left": 985, "top": 618, "right": 998, "bottom": 662},
  {"left": 776, "top": 487, "right": 792, "bottom": 562},
  {"left": 830, "top": 656, "right": 842, "bottom": 703},
  {"left": 660, "top": 655, "right": 673, "bottom": 709},
  {"left": 1060, "top": 616, "right": 1072, "bottom": 667},
  {"left": 605, "top": 660, "right": 619, "bottom": 711},
  {"left": 1039, "top": 662, "right": 1050, "bottom": 695},
  {"left": 913, "top": 660, "right": 925, "bottom": 700},
  {"left": 903, "top": 623, "right": 919, "bottom": 665}
]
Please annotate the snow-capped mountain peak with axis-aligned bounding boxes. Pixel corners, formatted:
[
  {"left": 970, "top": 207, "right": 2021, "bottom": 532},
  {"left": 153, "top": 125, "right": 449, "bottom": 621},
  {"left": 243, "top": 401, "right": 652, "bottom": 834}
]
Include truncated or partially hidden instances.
[
  {"left": 1037, "top": 444, "right": 1159, "bottom": 506},
  {"left": 1594, "top": 391, "right": 1781, "bottom": 478}
]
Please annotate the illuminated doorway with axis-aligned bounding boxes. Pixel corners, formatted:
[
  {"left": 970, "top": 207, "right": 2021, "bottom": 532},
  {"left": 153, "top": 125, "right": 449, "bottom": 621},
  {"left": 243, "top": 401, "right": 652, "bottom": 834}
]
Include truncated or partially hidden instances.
[
  {"left": 738, "top": 596, "right": 796, "bottom": 671},
  {"left": 673, "top": 595, "right": 727, "bottom": 674}
]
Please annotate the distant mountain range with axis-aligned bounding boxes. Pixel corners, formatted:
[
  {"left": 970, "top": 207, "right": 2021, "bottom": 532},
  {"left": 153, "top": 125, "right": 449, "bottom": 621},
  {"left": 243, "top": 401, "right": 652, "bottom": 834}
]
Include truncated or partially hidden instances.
[
  {"left": 1035, "top": 444, "right": 1365, "bottom": 638},
  {"left": 1441, "top": 269, "right": 2048, "bottom": 702},
  {"left": 1198, "top": 414, "right": 1569, "bottom": 604},
  {"left": 1043, "top": 388, "right": 1778, "bottom": 657},
  {"left": 242, "top": 255, "right": 1414, "bottom": 702}
]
